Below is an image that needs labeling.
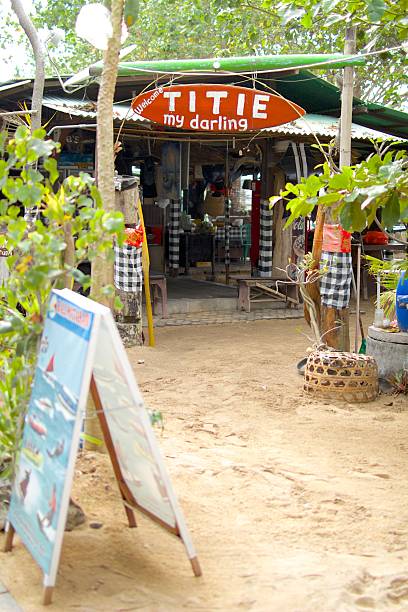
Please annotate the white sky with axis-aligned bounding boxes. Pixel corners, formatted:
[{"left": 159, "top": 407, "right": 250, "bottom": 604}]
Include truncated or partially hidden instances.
[{"left": 1, "top": 0, "right": 48, "bottom": 81}]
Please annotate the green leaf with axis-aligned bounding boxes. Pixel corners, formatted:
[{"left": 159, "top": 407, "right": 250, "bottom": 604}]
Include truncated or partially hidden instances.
[
  {"left": 72, "top": 268, "right": 91, "bottom": 288},
  {"left": 80, "top": 432, "right": 103, "bottom": 446},
  {"left": 300, "top": 12, "right": 312, "bottom": 28},
  {"left": 318, "top": 192, "right": 341, "bottom": 205},
  {"left": 323, "top": 13, "right": 344, "bottom": 26},
  {"left": 29, "top": 138, "right": 55, "bottom": 159},
  {"left": 366, "top": 0, "right": 386, "bottom": 22},
  {"left": 14, "top": 126, "right": 29, "bottom": 142},
  {"left": 381, "top": 191, "right": 400, "bottom": 229},
  {"left": 114, "top": 295, "right": 124, "bottom": 311},
  {"left": 32, "top": 128, "right": 47, "bottom": 140},
  {"left": 125, "top": 0, "right": 139, "bottom": 26},
  {"left": 44, "top": 157, "right": 59, "bottom": 185},
  {"left": 101, "top": 284, "right": 115, "bottom": 297},
  {"left": 329, "top": 172, "right": 351, "bottom": 190},
  {"left": 339, "top": 202, "right": 367, "bottom": 232},
  {"left": 280, "top": 6, "right": 304, "bottom": 25},
  {"left": 102, "top": 213, "right": 124, "bottom": 232}
]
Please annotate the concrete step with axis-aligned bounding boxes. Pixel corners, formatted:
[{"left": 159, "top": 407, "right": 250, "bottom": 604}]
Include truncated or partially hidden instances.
[
  {"left": 143, "top": 306, "right": 304, "bottom": 327},
  {"left": 145, "top": 297, "right": 293, "bottom": 315}
]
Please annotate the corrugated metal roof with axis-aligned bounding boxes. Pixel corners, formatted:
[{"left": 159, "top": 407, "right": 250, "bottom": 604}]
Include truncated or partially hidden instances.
[
  {"left": 41, "top": 96, "right": 402, "bottom": 141},
  {"left": 273, "top": 70, "right": 408, "bottom": 140},
  {"left": 42, "top": 96, "right": 148, "bottom": 123},
  {"left": 0, "top": 80, "right": 31, "bottom": 93},
  {"left": 264, "top": 113, "right": 403, "bottom": 141}
]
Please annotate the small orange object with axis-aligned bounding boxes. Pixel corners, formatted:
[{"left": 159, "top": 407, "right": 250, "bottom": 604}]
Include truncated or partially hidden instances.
[
  {"left": 124, "top": 225, "right": 144, "bottom": 248},
  {"left": 363, "top": 231, "right": 388, "bottom": 245}
]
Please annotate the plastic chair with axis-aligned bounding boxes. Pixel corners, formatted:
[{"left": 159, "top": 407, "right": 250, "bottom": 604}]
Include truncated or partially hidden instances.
[{"left": 240, "top": 223, "right": 251, "bottom": 261}]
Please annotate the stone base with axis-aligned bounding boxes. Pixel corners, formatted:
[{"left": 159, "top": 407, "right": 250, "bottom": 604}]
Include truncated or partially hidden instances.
[
  {"left": 116, "top": 322, "right": 143, "bottom": 347},
  {"left": 366, "top": 325, "right": 408, "bottom": 378}
]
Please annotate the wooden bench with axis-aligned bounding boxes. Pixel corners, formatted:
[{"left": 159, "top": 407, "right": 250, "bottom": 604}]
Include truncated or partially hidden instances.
[{"left": 234, "top": 276, "right": 300, "bottom": 313}]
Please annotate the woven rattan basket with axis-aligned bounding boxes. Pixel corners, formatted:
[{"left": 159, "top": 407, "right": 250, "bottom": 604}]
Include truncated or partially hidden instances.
[{"left": 304, "top": 350, "right": 379, "bottom": 403}]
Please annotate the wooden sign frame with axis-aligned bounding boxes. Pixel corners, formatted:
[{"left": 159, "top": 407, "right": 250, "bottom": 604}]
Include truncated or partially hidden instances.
[{"left": 4, "top": 289, "right": 201, "bottom": 606}]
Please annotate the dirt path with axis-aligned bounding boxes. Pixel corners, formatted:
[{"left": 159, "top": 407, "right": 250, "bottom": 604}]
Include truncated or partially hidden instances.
[{"left": 1, "top": 315, "right": 408, "bottom": 611}]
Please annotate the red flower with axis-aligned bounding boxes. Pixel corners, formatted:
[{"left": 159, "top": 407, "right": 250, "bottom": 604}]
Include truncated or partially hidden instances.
[{"left": 124, "top": 225, "right": 144, "bottom": 247}]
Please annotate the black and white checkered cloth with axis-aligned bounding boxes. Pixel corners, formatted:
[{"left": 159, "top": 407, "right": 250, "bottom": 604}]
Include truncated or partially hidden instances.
[
  {"left": 258, "top": 199, "right": 273, "bottom": 277},
  {"left": 169, "top": 199, "right": 180, "bottom": 270},
  {"left": 114, "top": 245, "right": 143, "bottom": 293},
  {"left": 215, "top": 226, "right": 241, "bottom": 241},
  {"left": 320, "top": 251, "right": 352, "bottom": 309}
]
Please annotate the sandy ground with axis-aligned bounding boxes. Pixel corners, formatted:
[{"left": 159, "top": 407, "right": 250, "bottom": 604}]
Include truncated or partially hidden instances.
[{"left": 1, "top": 311, "right": 408, "bottom": 612}]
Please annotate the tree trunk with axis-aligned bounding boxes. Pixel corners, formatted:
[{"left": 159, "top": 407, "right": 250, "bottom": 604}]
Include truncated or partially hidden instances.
[
  {"left": 304, "top": 205, "right": 325, "bottom": 330},
  {"left": 321, "top": 305, "right": 350, "bottom": 351},
  {"left": 90, "top": 0, "right": 125, "bottom": 308},
  {"left": 87, "top": 0, "right": 125, "bottom": 452},
  {"left": 321, "top": 25, "right": 356, "bottom": 351},
  {"left": 11, "top": 0, "right": 44, "bottom": 132}
]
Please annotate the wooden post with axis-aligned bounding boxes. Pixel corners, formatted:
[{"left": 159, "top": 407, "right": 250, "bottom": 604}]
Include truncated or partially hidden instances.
[
  {"left": 42, "top": 586, "right": 54, "bottom": 606},
  {"left": 339, "top": 26, "right": 357, "bottom": 169},
  {"left": 305, "top": 205, "right": 325, "bottom": 329},
  {"left": 3, "top": 523, "right": 15, "bottom": 552},
  {"left": 321, "top": 25, "right": 356, "bottom": 351}
]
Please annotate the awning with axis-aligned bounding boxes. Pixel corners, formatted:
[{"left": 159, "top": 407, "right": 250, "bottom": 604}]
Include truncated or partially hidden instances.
[
  {"left": 41, "top": 97, "right": 401, "bottom": 142},
  {"left": 273, "top": 70, "right": 408, "bottom": 140},
  {"left": 0, "top": 80, "right": 32, "bottom": 93},
  {"left": 42, "top": 96, "right": 148, "bottom": 124},
  {"left": 263, "top": 113, "right": 403, "bottom": 142}
]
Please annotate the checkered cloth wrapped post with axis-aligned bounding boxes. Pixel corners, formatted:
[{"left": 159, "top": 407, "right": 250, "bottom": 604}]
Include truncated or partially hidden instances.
[
  {"left": 320, "top": 251, "right": 352, "bottom": 308},
  {"left": 169, "top": 199, "right": 181, "bottom": 270},
  {"left": 258, "top": 199, "right": 273, "bottom": 277},
  {"left": 224, "top": 198, "right": 231, "bottom": 266},
  {"left": 114, "top": 244, "right": 143, "bottom": 293}
]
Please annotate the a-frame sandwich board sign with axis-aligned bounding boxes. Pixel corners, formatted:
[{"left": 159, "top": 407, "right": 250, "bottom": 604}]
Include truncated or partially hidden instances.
[{"left": 5, "top": 288, "right": 201, "bottom": 605}]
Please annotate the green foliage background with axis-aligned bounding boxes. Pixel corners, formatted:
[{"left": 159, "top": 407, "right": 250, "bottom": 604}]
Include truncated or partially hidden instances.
[{"left": 1, "top": 0, "right": 407, "bottom": 108}]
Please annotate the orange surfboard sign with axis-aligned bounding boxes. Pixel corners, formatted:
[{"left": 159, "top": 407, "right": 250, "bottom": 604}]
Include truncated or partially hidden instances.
[{"left": 131, "top": 84, "right": 305, "bottom": 132}]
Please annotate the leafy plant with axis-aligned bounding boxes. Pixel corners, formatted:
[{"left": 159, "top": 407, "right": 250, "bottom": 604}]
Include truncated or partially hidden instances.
[
  {"left": 276, "top": 146, "right": 408, "bottom": 233},
  {"left": 387, "top": 369, "right": 408, "bottom": 395},
  {"left": 0, "top": 125, "right": 125, "bottom": 479},
  {"left": 365, "top": 255, "right": 408, "bottom": 319}
]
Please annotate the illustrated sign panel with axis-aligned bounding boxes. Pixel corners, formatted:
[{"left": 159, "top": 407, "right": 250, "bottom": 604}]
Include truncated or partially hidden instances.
[
  {"left": 131, "top": 84, "right": 305, "bottom": 132},
  {"left": 7, "top": 289, "right": 200, "bottom": 604},
  {"left": 8, "top": 293, "right": 94, "bottom": 576},
  {"left": 92, "top": 315, "right": 180, "bottom": 530}
]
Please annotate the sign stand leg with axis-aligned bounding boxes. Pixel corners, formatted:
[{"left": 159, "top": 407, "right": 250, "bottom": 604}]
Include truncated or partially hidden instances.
[
  {"left": 190, "top": 556, "right": 202, "bottom": 577},
  {"left": 4, "top": 523, "right": 15, "bottom": 552},
  {"left": 124, "top": 504, "right": 137, "bottom": 528},
  {"left": 42, "top": 586, "right": 54, "bottom": 606},
  {"left": 90, "top": 375, "right": 137, "bottom": 528}
]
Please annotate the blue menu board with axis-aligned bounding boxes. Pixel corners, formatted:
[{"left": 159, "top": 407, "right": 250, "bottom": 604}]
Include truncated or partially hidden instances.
[{"left": 8, "top": 292, "right": 94, "bottom": 576}]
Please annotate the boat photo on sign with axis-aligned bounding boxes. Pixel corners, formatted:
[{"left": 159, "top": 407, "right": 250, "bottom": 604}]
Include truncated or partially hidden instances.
[{"left": 131, "top": 84, "right": 305, "bottom": 132}]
